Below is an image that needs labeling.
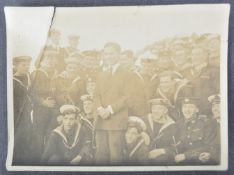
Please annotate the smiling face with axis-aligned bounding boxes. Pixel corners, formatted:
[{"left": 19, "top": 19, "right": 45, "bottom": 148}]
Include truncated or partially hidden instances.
[
  {"left": 125, "top": 127, "right": 140, "bottom": 144},
  {"left": 182, "top": 103, "right": 199, "bottom": 119},
  {"left": 63, "top": 113, "right": 77, "bottom": 133}
]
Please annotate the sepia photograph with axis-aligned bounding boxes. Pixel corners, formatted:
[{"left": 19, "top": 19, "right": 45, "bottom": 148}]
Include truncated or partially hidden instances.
[{"left": 4, "top": 4, "right": 229, "bottom": 171}]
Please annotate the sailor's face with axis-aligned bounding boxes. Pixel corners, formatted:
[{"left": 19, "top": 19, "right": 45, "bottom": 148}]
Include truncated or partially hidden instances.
[
  {"left": 151, "top": 105, "right": 167, "bottom": 122},
  {"left": 16, "top": 61, "right": 30, "bottom": 75},
  {"left": 182, "top": 104, "right": 198, "bottom": 119},
  {"left": 102, "top": 46, "right": 119, "bottom": 66},
  {"left": 212, "top": 103, "right": 220, "bottom": 119},
  {"left": 63, "top": 114, "right": 77, "bottom": 131},
  {"left": 125, "top": 127, "right": 139, "bottom": 144},
  {"left": 83, "top": 101, "right": 94, "bottom": 114}
]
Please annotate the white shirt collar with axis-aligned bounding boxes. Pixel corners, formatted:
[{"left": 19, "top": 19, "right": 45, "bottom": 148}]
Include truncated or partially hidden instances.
[{"left": 102, "top": 62, "right": 120, "bottom": 74}]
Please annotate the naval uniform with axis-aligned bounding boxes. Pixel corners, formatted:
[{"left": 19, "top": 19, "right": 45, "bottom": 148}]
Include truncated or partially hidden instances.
[
  {"left": 124, "top": 137, "right": 149, "bottom": 165},
  {"left": 145, "top": 114, "right": 177, "bottom": 165},
  {"left": 187, "top": 64, "right": 220, "bottom": 115},
  {"left": 41, "top": 123, "right": 93, "bottom": 165},
  {"left": 206, "top": 118, "right": 220, "bottom": 164},
  {"left": 53, "top": 74, "right": 86, "bottom": 113},
  {"left": 30, "top": 68, "right": 56, "bottom": 161},
  {"left": 154, "top": 80, "right": 191, "bottom": 121},
  {"left": 173, "top": 115, "right": 215, "bottom": 165},
  {"left": 13, "top": 74, "right": 34, "bottom": 165}
]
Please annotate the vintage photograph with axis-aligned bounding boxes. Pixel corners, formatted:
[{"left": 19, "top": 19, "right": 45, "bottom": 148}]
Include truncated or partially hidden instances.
[{"left": 5, "top": 5, "right": 229, "bottom": 171}]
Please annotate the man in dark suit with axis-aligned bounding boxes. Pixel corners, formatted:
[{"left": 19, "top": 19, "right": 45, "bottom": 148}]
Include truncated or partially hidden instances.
[{"left": 94, "top": 42, "right": 132, "bottom": 165}]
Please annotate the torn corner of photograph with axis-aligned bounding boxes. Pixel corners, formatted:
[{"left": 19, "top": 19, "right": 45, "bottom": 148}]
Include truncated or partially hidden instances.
[{"left": 4, "top": 4, "right": 230, "bottom": 171}]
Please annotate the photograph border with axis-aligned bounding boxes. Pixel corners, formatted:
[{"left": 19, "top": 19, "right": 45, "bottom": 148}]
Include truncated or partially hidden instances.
[{"left": 0, "top": 0, "right": 233, "bottom": 174}]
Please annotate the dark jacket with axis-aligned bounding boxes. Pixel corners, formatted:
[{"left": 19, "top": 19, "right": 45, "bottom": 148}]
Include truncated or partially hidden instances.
[
  {"left": 30, "top": 69, "right": 56, "bottom": 135},
  {"left": 13, "top": 74, "right": 34, "bottom": 165},
  {"left": 206, "top": 118, "right": 220, "bottom": 164},
  {"left": 124, "top": 137, "right": 149, "bottom": 165},
  {"left": 41, "top": 123, "right": 93, "bottom": 165},
  {"left": 52, "top": 74, "right": 86, "bottom": 111},
  {"left": 173, "top": 114, "right": 215, "bottom": 165},
  {"left": 144, "top": 114, "right": 177, "bottom": 165},
  {"left": 187, "top": 64, "right": 220, "bottom": 115}
]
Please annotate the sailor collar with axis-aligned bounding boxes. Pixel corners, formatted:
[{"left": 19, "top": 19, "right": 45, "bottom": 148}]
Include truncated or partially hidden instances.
[
  {"left": 13, "top": 74, "right": 30, "bottom": 89},
  {"left": 148, "top": 113, "right": 175, "bottom": 134},
  {"left": 53, "top": 123, "right": 81, "bottom": 149}
]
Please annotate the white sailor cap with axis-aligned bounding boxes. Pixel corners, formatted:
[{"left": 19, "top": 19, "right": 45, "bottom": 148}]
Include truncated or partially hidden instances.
[
  {"left": 208, "top": 94, "right": 220, "bottom": 105},
  {"left": 60, "top": 104, "right": 80, "bottom": 115},
  {"left": 128, "top": 116, "right": 147, "bottom": 132}
]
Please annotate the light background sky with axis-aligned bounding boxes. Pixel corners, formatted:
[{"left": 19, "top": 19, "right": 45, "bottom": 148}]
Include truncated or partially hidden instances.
[
  {"left": 5, "top": 7, "right": 54, "bottom": 69},
  {"left": 5, "top": 5, "right": 229, "bottom": 63},
  {"left": 53, "top": 5, "right": 228, "bottom": 51}
]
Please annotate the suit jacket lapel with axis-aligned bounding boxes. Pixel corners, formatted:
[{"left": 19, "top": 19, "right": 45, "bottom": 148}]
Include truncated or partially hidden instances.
[
  {"left": 100, "top": 66, "right": 122, "bottom": 95},
  {"left": 99, "top": 71, "right": 113, "bottom": 95}
]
